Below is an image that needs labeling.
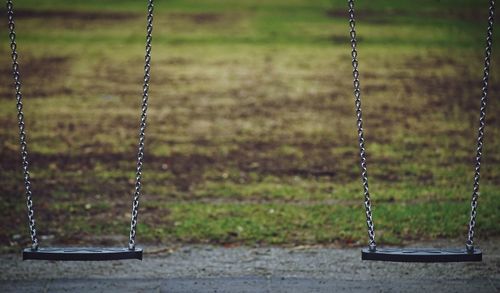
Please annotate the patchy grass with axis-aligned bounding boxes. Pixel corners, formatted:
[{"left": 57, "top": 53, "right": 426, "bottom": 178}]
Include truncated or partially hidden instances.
[{"left": 0, "top": 0, "right": 499, "bottom": 252}]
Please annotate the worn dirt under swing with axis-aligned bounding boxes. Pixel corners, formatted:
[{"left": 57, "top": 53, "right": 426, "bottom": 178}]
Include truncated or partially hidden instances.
[
  {"left": 348, "top": 0, "right": 495, "bottom": 262},
  {"left": 6, "top": 0, "right": 154, "bottom": 261}
]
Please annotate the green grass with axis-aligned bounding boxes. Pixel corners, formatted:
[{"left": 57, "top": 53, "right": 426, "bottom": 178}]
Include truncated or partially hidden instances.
[{"left": 0, "top": 0, "right": 499, "bottom": 252}]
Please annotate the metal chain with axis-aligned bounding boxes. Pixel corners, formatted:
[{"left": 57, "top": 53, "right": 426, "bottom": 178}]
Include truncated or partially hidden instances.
[
  {"left": 128, "top": 0, "right": 154, "bottom": 250},
  {"left": 466, "top": 0, "right": 495, "bottom": 253},
  {"left": 6, "top": 0, "right": 39, "bottom": 250},
  {"left": 348, "top": 0, "right": 495, "bottom": 252},
  {"left": 348, "top": 0, "right": 376, "bottom": 251},
  {"left": 7, "top": 0, "right": 153, "bottom": 250}
]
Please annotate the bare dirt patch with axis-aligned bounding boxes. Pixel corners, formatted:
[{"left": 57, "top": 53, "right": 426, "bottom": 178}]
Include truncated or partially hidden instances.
[
  {"left": 327, "top": 8, "right": 488, "bottom": 23},
  {"left": 0, "top": 55, "right": 72, "bottom": 99},
  {"left": 14, "top": 9, "right": 139, "bottom": 21},
  {"left": 13, "top": 9, "right": 141, "bottom": 30},
  {"left": 171, "top": 12, "right": 223, "bottom": 24},
  {"left": 162, "top": 12, "right": 244, "bottom": 30}
]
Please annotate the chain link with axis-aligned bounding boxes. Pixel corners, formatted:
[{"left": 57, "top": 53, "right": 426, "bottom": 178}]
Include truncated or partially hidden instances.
[
  {"left": 6, "top": 0, "right": 153, "bottom": 250},
  {"left": 6, "top": 0, "right": 39, "bottom": 250},
  {"left": 348, "top": 0, "right": 376, "bottom": 251},
  {"left": 348, "top": 0, "right": 495, "bottom": 253},
  {"left": 128, "top": 0, "right": 154, "bottom": 250},
  {"left": 466, "top": 0, "right": 495, "bottom": 253}
]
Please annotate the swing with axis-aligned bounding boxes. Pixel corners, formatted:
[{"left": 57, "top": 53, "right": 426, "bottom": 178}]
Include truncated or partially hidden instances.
[
  {"left": 6, "top": 0, "right": 154, "bottom": 261},
  {"left": 348, "top": 0, "right": 495, "bottom": 262}
]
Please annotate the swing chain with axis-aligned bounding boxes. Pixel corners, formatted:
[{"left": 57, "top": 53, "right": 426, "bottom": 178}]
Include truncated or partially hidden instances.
[
  {"left": 6, "top": 0, "right": 39, "bottom": 250},
  {"left": 128, "top": 0, "right": 154, "bottom": 250},
  {"left": 466, "top": 0, "right": 495, "bottom": 253},
  {"left": 348, "top": 0, "right": 376, "bottom": 251}
]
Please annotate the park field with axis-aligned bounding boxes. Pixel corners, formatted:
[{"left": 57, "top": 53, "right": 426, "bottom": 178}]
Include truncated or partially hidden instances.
[{"left": 0, "top": 0, "right": 499, "bottom": 252}]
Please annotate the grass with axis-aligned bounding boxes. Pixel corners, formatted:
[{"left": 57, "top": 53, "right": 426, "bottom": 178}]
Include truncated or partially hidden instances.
[{"left": 0, "top": 0, "right": 499, "bottom": 252}]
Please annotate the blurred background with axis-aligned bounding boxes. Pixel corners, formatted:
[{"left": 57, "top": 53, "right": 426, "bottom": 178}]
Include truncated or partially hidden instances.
[{"left": 0, "top": 0, "right": 499, "bottom": 252}]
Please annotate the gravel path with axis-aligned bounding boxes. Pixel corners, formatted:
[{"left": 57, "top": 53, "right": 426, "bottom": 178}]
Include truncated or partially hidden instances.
[{"left": 1, "top": 238, "right": 499, "bottom": 292}]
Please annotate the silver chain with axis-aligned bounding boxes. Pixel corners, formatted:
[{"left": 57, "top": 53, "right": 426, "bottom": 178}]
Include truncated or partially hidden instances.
[
  {"left": 466, "top": 0, "right": 495, "bottom": 253},
  {"left": 348, "top": 0, "right": 495, "bottom": 253},
  {"left": 6, "top": 0, "right": 153, "bottom": 250},
  {"left": 348, "top": 0, "right": 376, "bottom": 251},
  {"left": 128, "top": 0, "right": 154, "bottom": 250},
  {"left": 6, "top": 0, "right": 39, "bottom": 250}
]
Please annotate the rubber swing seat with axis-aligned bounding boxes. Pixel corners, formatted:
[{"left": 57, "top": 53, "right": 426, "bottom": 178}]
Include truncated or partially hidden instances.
[
  {"left": 361, "top": 247, "right": 482, "bottom": 262},
  {"left": 23, "top": 247, "right": 143, "bottom": 261}
]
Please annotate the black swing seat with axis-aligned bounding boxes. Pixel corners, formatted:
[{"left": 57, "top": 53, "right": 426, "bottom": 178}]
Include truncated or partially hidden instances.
[
  {"left": 23, "top": 247, "right": 143, "bottom": 261},
  {"left": 362, "top": 247, "right": 482, "bottom": 262}
]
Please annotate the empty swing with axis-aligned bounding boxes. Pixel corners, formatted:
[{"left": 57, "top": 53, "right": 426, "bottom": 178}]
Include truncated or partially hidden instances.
[
  {"left": 348, "top": 0, "right": 495, "bottom": 262},
  {"left": 6, "top": 0, "right": 154, "bottom": 261}
]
